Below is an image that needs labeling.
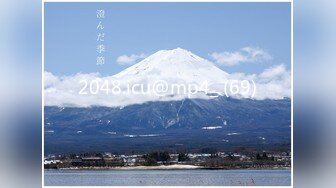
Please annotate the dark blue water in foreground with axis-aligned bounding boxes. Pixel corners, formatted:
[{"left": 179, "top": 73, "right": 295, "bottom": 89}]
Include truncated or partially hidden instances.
[{"left": 44, "top": 169, "right": 291, "bottom": 186}]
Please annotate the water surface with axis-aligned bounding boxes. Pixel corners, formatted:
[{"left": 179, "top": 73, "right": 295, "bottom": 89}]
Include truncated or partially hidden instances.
[{"left": 44, "top": 169, "right": 291, "bottom": 186}]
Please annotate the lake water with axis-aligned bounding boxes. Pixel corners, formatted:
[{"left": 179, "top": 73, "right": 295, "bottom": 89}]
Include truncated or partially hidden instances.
[{"left": 44, "top": 169, "right": 291, "bottom": 186}]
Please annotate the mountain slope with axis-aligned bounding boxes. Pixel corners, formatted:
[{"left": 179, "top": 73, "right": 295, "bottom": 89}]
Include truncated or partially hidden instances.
[
  {"left": 44, "top": 48, "right": 291, "bottom": 107},
  {"left": 114, "top": 48, "right": 229, "bottom": 85},
  {"left": 44, "top": 48, "right": 291, "bottom": 154},
  {"left": 44, "top": 97, "right": 291, "bottom": 154}
]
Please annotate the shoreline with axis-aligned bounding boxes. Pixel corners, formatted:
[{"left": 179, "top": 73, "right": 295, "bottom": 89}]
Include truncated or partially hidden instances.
[{"left": 45, "top": 164, "right": 291, "bottom": 171}]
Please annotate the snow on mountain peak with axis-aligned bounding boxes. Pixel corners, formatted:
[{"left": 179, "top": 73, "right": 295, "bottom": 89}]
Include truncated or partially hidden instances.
[
  {"left": 114, "top": 48, "right": 229, "bottom": 85},
  {"left": 44, "top": 48, "right": 291, "bottom": 107}
]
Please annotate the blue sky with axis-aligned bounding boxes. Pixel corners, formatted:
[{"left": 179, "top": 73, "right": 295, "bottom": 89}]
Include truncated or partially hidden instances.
[{"left": 45, "top": 2, "right": 291, "bottom": 76}]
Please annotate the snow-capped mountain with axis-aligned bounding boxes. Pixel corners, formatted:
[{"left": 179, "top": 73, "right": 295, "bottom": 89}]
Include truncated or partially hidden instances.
[
  {"left": 111, "top": 48, "right": 232, "bottom": 103},
  {"left": 44, "top": 48, "right": 290, "bottom": 107},
  {"left": 44, "top": 48, "right": 291, "bottom": 154},
  {"left": 114, "top": 48, "right": 229, "bottom": 85}
]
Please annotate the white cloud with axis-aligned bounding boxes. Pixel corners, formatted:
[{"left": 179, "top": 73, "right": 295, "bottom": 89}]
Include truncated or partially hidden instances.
[
  {"left": 210, "top": 47, "right": 272, "bottom": 66},
  {"left": 44, "top": 71, "right": 59, "bottom": 87},
  {"left": 259, "top": 64, "right": 288, "bottom": 79},
  {"left": 229, "top": 64, "right": 291, "bottom": 100},
  {"left": 44, "top": 64, "right": 290, "bottom": 107},
  {"left": 116, "top": 53, "right": 147, "bottom": 65}
]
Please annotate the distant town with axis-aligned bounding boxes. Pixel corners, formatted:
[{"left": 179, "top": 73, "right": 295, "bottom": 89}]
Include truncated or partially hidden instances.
[{"left": 44, "top": 150, "right": 291, "bottom": 170}]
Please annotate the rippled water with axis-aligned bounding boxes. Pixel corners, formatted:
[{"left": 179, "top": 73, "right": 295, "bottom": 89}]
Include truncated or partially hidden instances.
[{"left": 44, "top": 169, "right": 291, "bottom": 186}]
